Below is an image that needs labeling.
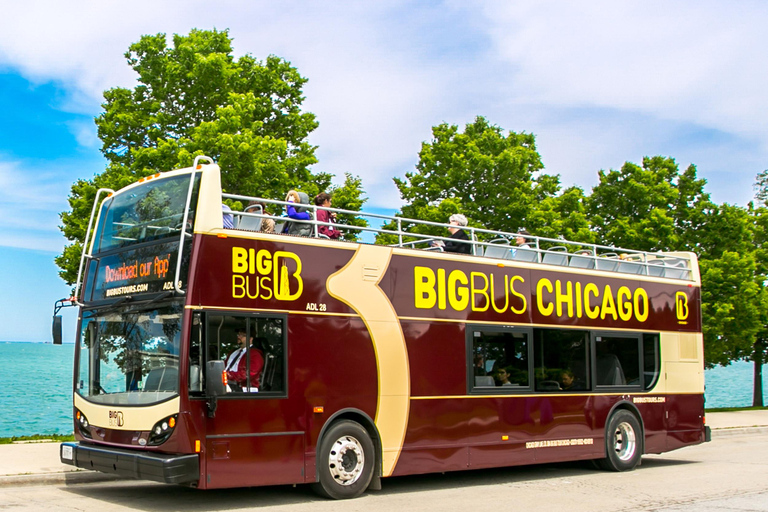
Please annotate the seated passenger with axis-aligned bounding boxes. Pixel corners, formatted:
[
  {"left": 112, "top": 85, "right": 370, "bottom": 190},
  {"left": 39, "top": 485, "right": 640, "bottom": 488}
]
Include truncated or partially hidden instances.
[
  {"left": 515, "top": 229, "right": 531, "bottom": 249},
  {"left": 261, "top": 218, "right": 276, "bottom": 233},
  {"left": 560, "top": 369, "right": 585, "bottom": 390},
  {"left": 494, "top": 367, "right": 513, "bottom": 386},
  {"left": 282, "top": 190, "right": 313, "bottom": 236},
  {"left": 474, "top": 355, "right": 487, "bottom": 376},
  {"left": 443, "top": 214, "right": 471, "bottom": 254},
  {"left": 314, "top": 192, "right": 341, "bottom": 239},
  {"left": 222, "top": 204, "right": 234, "bottom": 229}
]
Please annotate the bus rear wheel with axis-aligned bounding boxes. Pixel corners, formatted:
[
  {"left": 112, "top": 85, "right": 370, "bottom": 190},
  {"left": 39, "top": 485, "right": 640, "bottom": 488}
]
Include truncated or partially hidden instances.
[
  {"left": 597, "top": 410, "right": 643, "bottom": 471},
  {"left": 312, "top": 420, "right": 375, "bottom": 500}
]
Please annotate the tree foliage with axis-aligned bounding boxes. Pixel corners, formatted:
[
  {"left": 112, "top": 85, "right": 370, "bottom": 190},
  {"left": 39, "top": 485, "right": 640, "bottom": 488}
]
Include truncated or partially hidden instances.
[
  {"left": 58, "top": 29, "right": 363, "bottom": 285},
  {"left": 379, "top": 116, "right": 586, "bottom": 244},
  {"left": 587, "top": 157, "right": 714, "bottom": 252}
]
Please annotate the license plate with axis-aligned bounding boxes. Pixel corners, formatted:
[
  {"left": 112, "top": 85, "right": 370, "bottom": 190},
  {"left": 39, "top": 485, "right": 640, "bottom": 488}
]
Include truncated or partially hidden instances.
[{"left": 61, "top": 445, "right": 73, "bottom": 460}]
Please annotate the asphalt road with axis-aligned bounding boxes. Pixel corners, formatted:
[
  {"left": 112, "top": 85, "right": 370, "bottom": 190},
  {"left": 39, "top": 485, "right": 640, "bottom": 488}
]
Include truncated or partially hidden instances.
[{"left": 0, "top": 431, "right": 766, "bottom": 511}]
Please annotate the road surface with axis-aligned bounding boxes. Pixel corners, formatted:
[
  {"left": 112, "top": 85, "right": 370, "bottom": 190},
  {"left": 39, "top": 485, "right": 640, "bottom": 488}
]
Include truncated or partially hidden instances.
[{"left": 0, "top": 431, "right": 766, "bottom": 511}]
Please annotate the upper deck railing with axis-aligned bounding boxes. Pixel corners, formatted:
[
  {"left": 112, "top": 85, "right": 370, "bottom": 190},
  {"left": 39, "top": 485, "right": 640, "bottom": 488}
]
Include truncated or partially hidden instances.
[{"left": 222, "top": 192, "right": 695, "bottom": 281}]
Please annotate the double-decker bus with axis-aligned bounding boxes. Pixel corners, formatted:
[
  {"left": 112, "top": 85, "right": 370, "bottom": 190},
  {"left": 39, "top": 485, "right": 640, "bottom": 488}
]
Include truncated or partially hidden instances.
[{"left": 59, "top": 156, "right": 709, "bottom": 499}]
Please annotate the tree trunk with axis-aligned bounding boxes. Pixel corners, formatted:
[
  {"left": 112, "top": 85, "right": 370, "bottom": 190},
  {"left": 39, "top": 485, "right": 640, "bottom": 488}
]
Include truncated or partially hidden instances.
[{"left": 753, "top": 339, "right": 764, "bottom": 408}]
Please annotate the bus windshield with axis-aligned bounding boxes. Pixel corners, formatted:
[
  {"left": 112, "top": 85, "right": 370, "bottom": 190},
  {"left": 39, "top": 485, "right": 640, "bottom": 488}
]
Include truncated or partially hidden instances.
[
  {"left": 76, "top": 303, "right": 184, "bottom": 405},
  {"left": 93, "top": 173, "right": 200, "bottom": 253}
]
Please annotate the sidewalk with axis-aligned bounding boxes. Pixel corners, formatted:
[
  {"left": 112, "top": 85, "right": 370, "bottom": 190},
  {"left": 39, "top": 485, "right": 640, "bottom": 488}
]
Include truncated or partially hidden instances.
[{"left": 1, "top": 410, "right": 766, "bottom": 488}]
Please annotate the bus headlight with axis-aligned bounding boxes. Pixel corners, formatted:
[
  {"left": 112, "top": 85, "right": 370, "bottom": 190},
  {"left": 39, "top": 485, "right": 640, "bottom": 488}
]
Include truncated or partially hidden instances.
[
  {"left": 148, "top": 415, "right": 177, "bottom": 445},
  {"left": 75, "top": 409, "right": 92, "bottom": 439}
]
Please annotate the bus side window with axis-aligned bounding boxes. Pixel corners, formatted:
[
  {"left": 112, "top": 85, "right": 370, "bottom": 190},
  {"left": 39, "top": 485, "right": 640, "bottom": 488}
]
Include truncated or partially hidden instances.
[
  {"left": 643, "top": 333, "right": 660, "bottom": 389},
  {"left": 197, "top": 314, "right": 287, "bottom": 396},
  {"left": 594, "top": 335, "right": 641, "bottom": 387},
  {"left": 470, "top": 329, "right": 530, "bottom": 390},
  {"left": 533, "top": 329, "right": 590, "bottom": 392}
]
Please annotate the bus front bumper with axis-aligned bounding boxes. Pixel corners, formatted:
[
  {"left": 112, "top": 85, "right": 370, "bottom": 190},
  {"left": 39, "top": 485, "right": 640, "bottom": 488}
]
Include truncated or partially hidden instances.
[{"left": 60, "top": 442, "right": 199, "bottom": 485}]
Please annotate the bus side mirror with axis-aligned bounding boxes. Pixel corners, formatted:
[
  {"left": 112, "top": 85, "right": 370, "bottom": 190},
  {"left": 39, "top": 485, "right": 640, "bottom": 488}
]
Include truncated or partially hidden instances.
[
  {"left": 205, "top": 360, "right": 227, "bottom": 397},
  {"left": 205, "top": 360, "right": 226, "bottom": 418},
  {"left": 52, "top": 315, "right": 63, "bottom": 345}
]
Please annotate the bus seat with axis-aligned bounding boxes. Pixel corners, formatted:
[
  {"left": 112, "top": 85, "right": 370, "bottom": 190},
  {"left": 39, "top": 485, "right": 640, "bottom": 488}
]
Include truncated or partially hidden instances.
[
  {"left": 537, "top": 380, "right": 561, "bottom": 391},
  {"left": 664, "top": 260, "right": 689, "bottom": 279},
  {"left": 596, "top": 355, "right": 626, "bottom": 385},
  {"left": 261, "top": 354, "right": 276, "bottom": 391},
  {"left": 238, "top": 215, "right": 263, "bottom": 231},
  {"left": 510, "top": 248, "right": 538, "bottom": 262},
  {"left": 569, "top": 255, "right": 595, "bottom": 269},
  {"left": 617, "top": 261, "right": 643, "bottom": 274},
  {"left": 542, "top": 247, "right": 568, "bottom": 266},
  {"left": 596, "top": 254, "right": 619, "bottom": 272},
  {"left": 647, "top": 260, "right": 665, "bottom": 277},
  {"left": 474, "top": 376, "right": 495, "bottom": 387},
  {"left": 144, "top": 366, "right": 178, "bottom": 392},
  {"left": 485, "top": 245, "right": 511, "bottom": 259}
]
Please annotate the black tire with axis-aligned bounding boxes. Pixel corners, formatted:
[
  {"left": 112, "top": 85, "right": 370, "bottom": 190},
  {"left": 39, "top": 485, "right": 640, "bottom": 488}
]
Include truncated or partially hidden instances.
[
  {"left": 596, "top": 409, "right": 643, "bottom": 471},
  {"left": 312, "top": 420, "right": 375, "bottom": 500}
]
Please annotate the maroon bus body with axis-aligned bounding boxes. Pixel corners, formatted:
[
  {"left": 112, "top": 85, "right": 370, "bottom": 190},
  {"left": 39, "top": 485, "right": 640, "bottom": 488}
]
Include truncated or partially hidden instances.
[{"left": 103, "top": 232, "right": 705, "bottom": 489}]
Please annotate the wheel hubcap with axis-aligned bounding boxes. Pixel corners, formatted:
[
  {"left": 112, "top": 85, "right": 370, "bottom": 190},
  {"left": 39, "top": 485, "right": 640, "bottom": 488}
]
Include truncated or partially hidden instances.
[
  {"left": 327, "top": 435, "right": 364, "bottom": 486},
  {"left": 613, "top": 421, "right": 637, "bottom": 462}
]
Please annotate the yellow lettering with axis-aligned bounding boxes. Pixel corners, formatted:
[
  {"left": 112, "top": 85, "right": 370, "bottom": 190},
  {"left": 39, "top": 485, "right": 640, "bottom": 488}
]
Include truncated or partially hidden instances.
[
  {"left": 274, "top": 251, "right": 303, "bottom": 301},
  {"left": 471, "top": 272, "right": 489, "bottom": 312},
  {"left": 437, "top": 268, "right": 447, "bottom": 310},
  {"left": 232, "top": 275, "right": 246, "bottom": 298},
  {"left": 537, "top": 278, "right": 554, "bottom": 316},
  {"left": 257, "top": 250, "right": 272, "bottom": 274},
  {"left": 601, "top": 284, "right": 617, "bottom": 320},
  {"left": 635, "top": 288, "right": 649, "bottom": 322},
  {"left": 584, "top": 283, "right": 599, "bottom": 319},
  {"left": 260, "top": 277, "right": 273, "bottom": 300},
  {"left": 490, "top": 274, "right": 509, "bottom": 313},
  {"left": 232, "top": 247, "right": 248, "bottom": 273},
  {"left": 617, "top": 286, "right": 632, "bottom": 321},
  {"left": 414, "top": 266, "right": 436, "bottom": 309},
  {"left": 448, "top": 270, "right": 469, "bottom": 310},
  {"left": 556, "top": 280, "right": 574, "bottom": 318},
  {"left": 509, "top": 275, "right": 527, "bottom": 314},
  {"left": 575, "top": 282, "right": 583, "bottom": 318}
]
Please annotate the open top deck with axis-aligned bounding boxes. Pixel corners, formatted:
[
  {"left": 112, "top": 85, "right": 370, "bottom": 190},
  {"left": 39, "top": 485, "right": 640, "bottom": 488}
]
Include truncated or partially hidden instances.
[{"left": 222, "top": 192, "right": 697, "bottom": 282}]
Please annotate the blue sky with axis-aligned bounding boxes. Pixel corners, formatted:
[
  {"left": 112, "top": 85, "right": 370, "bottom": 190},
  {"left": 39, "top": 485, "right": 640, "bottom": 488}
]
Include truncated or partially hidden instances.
[{"left": 1, "top": 1, "right": 767, "bottom": 342}]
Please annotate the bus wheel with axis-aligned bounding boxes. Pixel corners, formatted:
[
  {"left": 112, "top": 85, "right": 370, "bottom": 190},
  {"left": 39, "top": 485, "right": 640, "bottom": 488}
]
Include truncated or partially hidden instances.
[
  {"left": 597, "top": 410, "right": 643, "bottom": 471},
  {"left": 312, "top": 420, "right": 375, "bottom": 500}
]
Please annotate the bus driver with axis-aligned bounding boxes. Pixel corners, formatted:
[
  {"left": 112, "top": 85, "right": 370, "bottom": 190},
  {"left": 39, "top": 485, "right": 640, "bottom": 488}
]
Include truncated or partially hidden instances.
[{"left": 225, "top": 328, "right": 264, "bottom": 392}]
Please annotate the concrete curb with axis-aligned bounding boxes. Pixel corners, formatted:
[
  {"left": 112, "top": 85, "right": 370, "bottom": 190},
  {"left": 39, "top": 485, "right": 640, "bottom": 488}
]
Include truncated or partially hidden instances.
[{"left": 710, "top": 426, "right": 768, "bottom": 437}]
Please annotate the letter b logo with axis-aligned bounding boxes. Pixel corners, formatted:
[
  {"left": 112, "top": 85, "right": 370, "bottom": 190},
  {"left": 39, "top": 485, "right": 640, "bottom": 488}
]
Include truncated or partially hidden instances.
[{"left": 675, "top": 292, "right": 689, "bottom": 322}]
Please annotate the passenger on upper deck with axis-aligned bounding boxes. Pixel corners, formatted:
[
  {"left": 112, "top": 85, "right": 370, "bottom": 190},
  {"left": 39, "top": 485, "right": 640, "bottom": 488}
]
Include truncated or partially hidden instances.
[
  {"left": 282, "top": 190, "right": 313, "bottom": 236},
  {"left": 222, "top": 204, "right": 234, "bottom": 229},
  {"left": 515, "top": 229, "right": 531, "bottom": 249},
  {"left": 443, "top": 214, "right": 471, "bottom": 254},
  {"left": 314, "top": 193, "right": 341, "bottom": 239}
]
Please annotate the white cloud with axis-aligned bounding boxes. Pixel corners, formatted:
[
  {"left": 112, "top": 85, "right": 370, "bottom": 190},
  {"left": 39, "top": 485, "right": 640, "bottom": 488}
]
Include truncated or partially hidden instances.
[{"left": 0, "top": 0, "right": 766, "bottom": 210}]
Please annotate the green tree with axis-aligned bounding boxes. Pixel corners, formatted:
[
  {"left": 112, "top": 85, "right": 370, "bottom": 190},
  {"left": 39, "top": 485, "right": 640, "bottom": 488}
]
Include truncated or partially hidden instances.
[
  {"left": 587, "top": 156, "right": 714, "bottom": 252},
  {"left": 327, "top": 173, "right": 368, "bottom": 242},
  {"left": 379, "top": 116, "right": 580, "bottom": 244},
  {"left": 57, "top": 29, "right": 364, "bottom": 285}
]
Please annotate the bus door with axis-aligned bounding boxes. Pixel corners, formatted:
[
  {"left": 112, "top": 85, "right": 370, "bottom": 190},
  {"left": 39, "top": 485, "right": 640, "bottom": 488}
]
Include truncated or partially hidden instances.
[{"left": 194, "top": 312, "right": 303, "bottom": 488}]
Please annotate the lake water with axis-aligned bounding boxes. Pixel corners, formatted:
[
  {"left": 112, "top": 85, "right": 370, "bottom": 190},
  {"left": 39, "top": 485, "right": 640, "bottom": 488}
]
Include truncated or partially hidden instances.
[{"left": 0, "top": 342, "right": 766, "bottom": 438}]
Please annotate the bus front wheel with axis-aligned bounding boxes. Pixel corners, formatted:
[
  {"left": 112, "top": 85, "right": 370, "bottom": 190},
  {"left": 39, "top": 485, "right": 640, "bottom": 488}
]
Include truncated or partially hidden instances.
[
  {"left": 597, "top": 410, "right": 643, "bottom": 471},
  {"left": 312, "top": 420, "right": 375, "bottom": 500}
]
